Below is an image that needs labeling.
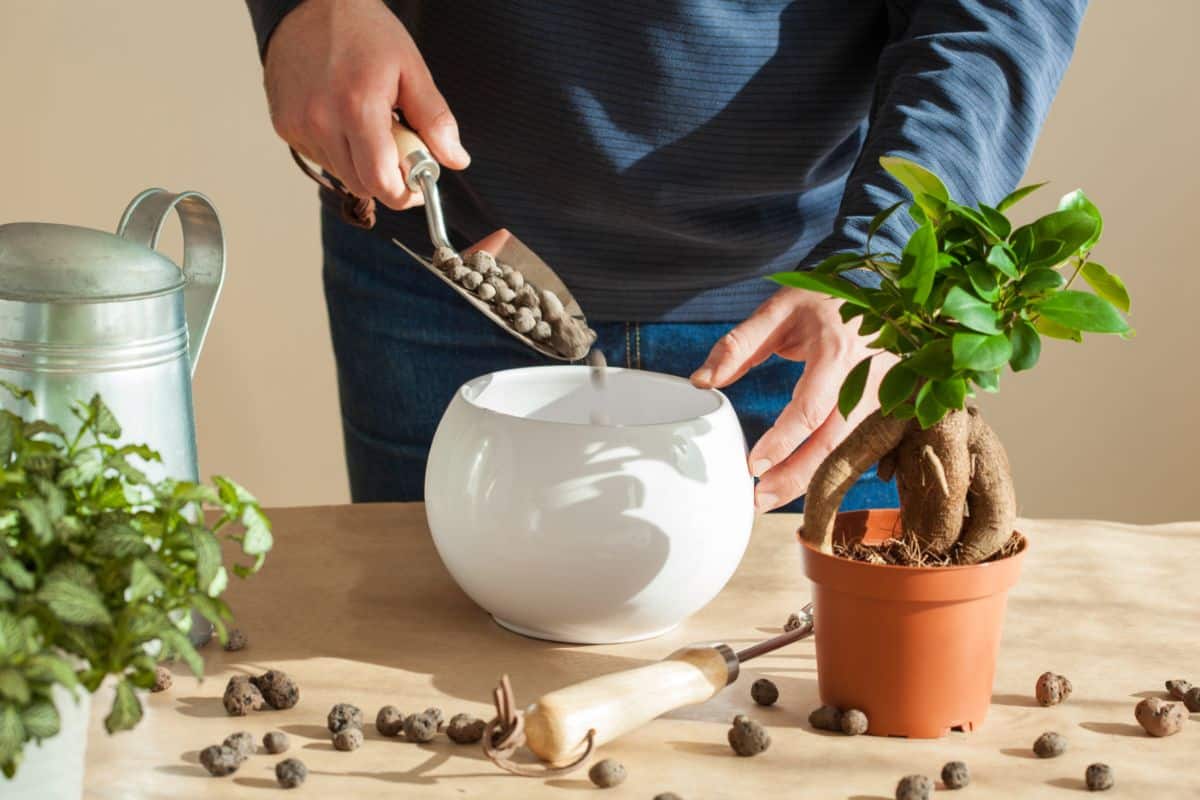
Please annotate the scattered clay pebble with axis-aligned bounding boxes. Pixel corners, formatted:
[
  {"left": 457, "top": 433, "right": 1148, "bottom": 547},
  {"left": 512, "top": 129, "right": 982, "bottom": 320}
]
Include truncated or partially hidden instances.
[
  {"left": 223, "top": 628, "right": 248, "bottom": 652},
  {"left": 376, "top": 705, "right": 405, "bottom": 737},
  {"left": 1035, "top": 671, "right": 1073, "bottom": 706},
  {"left": 151, "top": 665, "right": 172, "bottom": 693},
  {"left": 328, "top": 703, "right": 363, "bottom": 733},
  {"left": 404, "top": 712, "right": 438, "bottom": 743},
  {"left": 263, "top": 731, "right": 290, "bottom": 754},
  {"left": 199, "top": 744, "right": 240, "bottom": 777},
  {"left": 423, "top": 707, "right": 445, "bottom": 730},
  {"left": 784, "top": 612, "right": 804, "bottom": 632},
  {"left": 223, "top": 731, "right": 256, "bottom": 762},
  {"left": 252, "top": 670, "right": 299, "bottom": 710},
  {"left": 513, "top": 307, "right": 536, "bottom": 333},
  {"left": 223, "top": 675, "right": 264, "bottom": 716},
  {"left": 808, "top": 705, "right": 843, "bottom": 732},
  {"left": 751, "top": 678, "right": 779, "bottom": 707},
  {"left": 1165, "top": 679, "right": 1192, "bottom": 701},
  {"left": 941, "top": 760, "right": 970, "bottom": 790},
  {"left": 275, "top": 757, "right": 307, "bottom": 789},
  {"left": 840, "top": 708, "right": 869, "bottom": 736},
  {"left": 1085, "top": 762, "right": 1114, "bottom": 792},
  {"left": 477, "top": 282, "right": 497, "bottom": 301},
  {"left": 1184, "top": 686, "right": 1200, "bottom": 713},
  {"left": 1134, "top": 697, "right": 1186, "bottom": 737},
  {"left": 332, "top": 726, "right": 364, "bottom": 751},
  {"left": 588, "top": 758, "right": 627, "bottom": 788},
  {"left": 728, "top": 714, "right": 770, "bottom": 756},
  {"left": 446, "top": 713, "right": 486, "bottom": 744},
  {"left": 1033, "top": 731, "right": 1067, "bottom": 758},
  {"left": 895, "top": 774, "right": 933, "bottom": 800}
]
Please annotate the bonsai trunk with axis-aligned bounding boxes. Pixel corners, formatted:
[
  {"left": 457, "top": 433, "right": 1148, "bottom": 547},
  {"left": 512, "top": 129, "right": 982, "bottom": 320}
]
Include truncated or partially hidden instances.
[{"left": 801, "top": 406, "right": 1016, "bottom": 565}]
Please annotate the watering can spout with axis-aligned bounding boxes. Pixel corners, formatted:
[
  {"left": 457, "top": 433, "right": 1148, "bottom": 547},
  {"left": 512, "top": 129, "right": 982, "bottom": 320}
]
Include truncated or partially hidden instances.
[{"left": 116, "top": 189, "right": 225, "bottom": 376}]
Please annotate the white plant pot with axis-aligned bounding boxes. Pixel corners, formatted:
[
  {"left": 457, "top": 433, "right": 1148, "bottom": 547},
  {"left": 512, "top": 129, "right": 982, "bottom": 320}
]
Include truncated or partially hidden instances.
[
  {"left": 0, "top": 685, "right": 90, "bottom": 799},
  {"left": 426, "top": 366, "right": 755, "bottom": 643}
]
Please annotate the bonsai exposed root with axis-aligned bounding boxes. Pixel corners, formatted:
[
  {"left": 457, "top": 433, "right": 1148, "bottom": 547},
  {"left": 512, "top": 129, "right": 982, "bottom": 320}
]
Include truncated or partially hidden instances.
[
  {"left": 894, "top": 409, "right": 971, "bottom": 554},
  {"left": 800, "top": 411, "right": 910, "bottom": 552},
  {"left": 956, "top": 408, "right": 1017, "bottom": 564}
]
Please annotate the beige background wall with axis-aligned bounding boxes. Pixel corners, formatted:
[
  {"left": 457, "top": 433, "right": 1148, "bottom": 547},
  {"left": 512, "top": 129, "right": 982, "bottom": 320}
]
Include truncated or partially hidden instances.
[{"left": 1, "top": 2, "right": 1195, "bottom": 521}]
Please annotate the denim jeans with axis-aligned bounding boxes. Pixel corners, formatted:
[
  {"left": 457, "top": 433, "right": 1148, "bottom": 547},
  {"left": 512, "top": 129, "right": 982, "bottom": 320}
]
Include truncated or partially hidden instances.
[{"left": 321, "top": 208, "right": 899, "bottom": 513}]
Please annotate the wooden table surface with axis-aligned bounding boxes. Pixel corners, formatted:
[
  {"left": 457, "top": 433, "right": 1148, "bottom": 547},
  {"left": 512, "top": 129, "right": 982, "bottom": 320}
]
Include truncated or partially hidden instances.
[{"left": 83, "top": 504, "right": 1199, "bottom": 799}]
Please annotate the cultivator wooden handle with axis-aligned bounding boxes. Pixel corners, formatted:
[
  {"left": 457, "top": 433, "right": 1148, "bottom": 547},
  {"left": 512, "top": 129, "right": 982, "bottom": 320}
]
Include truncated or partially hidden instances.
[{"left": 524, "top": 644, "right": 740, "bottom": 765}]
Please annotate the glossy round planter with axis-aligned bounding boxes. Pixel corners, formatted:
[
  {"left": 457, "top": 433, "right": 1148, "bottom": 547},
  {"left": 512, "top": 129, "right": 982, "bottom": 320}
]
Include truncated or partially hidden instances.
[
  {"left": 426, "top": 366, "right": 754, "bottom": 644},
  {"left": 801, "top": 508, "right": 1026, "bottom": 738}
]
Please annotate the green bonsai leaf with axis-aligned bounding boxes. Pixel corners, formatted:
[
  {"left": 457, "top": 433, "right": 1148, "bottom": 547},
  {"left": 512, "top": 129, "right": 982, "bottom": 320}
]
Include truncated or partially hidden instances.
[
  {"left": 1033, "top": 315, "right": 1082, "bottom": 342},
  {"left": 964, "top": 261, "right": 1000, "bottom": 301},
  {"left": 1058, "top": 189, "right": 1103, "bottom": 252},
  {"left": 970, "top": 368, "right": 1002, "bottom": 393},
  {"left": 996, "top": 181, "right": 1048, "bottom": 212},
  {"left": 867, "top": 200, "right": 905, "bottom": 244},
  {"left": 1029, "top": 209, "right": 1100, "bottom": 263},
  {"left": 898, "top": 222, "right": 938, "bottom": 304},
  {"left": 1034, "top": 290, "right": 1130, "bottom": 333},
  {"left": 1079, "top": 261, "right": 1130, "bottom": 312},
  {"left": 103, "top": 677, "right": 142, "bottom": 734},
  {"left": 878, "top": 363, "right": 918, "bottom": 414},
  {"left": 770, "top": 271, "right": 870, "bottom": 307},
  {"left": 952, "top": 332, "right": 1011, "bottom": 372},
  {"left": 880, "top": 156, "right": 949, "bottom": 209},
  {"left": 811, "top": 252, "right": 867, "bottom": 275},
  {"left": 931, "top": 377, "right": 967, "bottom": 410},
  {"left": 942, "top": 286, "right": 1000, "bottom": 334},
  {"left": 1008, "top": 319, "right": 1042, "bottom": 372},
  {"left": 985, "top": 244, "right": 1018, "bottom": 279},
  {"left": 978, "top": 204, "right": 1012, "bottom": 239},
  {"left": 837, "top": 356, "right": 873, "bottom": 419},
  {"left": 914, "top": 381, "right": 949, "bottom": 428},
  {"left": 905, "top": 340, "right": 954, "bottom": 379},
  {"left": 1018, "top": 268, "right": 1066, "bottom": 294}
]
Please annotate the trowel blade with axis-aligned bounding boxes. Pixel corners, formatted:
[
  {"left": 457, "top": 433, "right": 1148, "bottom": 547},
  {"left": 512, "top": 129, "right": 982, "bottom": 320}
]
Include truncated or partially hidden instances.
[{"left": 465, "top": 228, "right": 586, "bottom": 322}]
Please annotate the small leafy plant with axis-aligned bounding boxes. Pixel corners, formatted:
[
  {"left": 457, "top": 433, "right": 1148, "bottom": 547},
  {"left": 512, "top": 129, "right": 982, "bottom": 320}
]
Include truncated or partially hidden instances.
[
  {"left": 776, "top": 157, "right": 1130, "bottom": 564},
  {"left": 0, "top": 384, "right": 271, "bottom": 778}
]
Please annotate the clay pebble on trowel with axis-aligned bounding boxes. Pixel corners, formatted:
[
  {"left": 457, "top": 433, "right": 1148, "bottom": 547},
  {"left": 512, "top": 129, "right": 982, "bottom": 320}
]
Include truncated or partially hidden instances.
[
  {"left": 432, "top": 247, "right": 593, "bottom": 359},
  {"left": 588, "top": 758, "right": 627, "bottom": 788},
  {"left": 1134, "top": 697, "right": 1186, "bottom": 737},
  {"left": 275, "top": 757, "right": 307, "bottom": 789},
  {"left": 728, "top": 714, "right": 770, "bottom": 756},
  {"left": 784, "top": 612, "right": 804, "bottom": 632}
]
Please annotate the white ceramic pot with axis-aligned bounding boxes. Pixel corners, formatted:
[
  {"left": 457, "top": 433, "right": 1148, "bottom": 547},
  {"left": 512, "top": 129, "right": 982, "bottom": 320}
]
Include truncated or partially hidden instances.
[
  {"left": 425, "top": 366, "right": 754, "bottom": 643},
  {"left": 1, "top": 685, "right": 90, "bottom": 799}
]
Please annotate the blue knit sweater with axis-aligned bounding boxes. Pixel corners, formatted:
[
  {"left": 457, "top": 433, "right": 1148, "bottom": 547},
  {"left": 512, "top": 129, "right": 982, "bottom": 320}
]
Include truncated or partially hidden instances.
[{"left": 247, "top": 1, "right": 1086, "bottom": 322}]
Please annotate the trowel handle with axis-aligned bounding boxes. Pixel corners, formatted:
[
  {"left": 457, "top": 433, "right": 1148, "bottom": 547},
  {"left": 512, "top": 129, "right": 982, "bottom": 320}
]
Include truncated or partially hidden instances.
[
  {"left": 522, "top": 645, "right": 738, "bottom": 766},
  {"left": 392, "top": 119, "right": 440, "bottom": 192}
]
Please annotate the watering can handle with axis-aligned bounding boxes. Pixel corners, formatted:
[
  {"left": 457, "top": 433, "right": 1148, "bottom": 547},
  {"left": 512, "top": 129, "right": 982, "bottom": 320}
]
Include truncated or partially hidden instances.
[{"left": 115, "top": 189, "right": 225, "bottom": 377}]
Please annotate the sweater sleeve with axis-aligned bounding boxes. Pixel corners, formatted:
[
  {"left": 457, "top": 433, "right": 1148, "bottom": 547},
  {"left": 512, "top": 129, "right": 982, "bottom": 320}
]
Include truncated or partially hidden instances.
[
  {"left": 807, "top": 0, "right": 1088, "bottom": 289},
  {"left": 245, "top": 0, "right": 305, "bottom": 59}
]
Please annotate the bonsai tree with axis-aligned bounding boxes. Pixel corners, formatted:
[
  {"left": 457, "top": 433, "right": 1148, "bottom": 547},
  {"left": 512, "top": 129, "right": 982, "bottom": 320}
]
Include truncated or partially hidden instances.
[
  {"left": 0, "top": 385, "right": 271, "bottom": 777},
  {"left": 775, "top": 157, "right": 1131, "bottom": 564}
]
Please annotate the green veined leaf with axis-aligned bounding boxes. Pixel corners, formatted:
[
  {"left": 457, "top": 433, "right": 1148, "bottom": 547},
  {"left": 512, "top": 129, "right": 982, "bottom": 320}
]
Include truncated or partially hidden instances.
[
  {"left": 898, "top": 222, "right": 938, "bottom": 304},
  {"left": 0, "top": 613, "right": 27, "bottom": 660},
  {"left": 810, "top": 252, "right": 866, "bottom": 275},
  {"left": 127, "top": 560, "right": 164, "bottom": 603},
  {"left": 942, "top": 286, "right": 1001, "bottom": 334},
  {"left": 1033, "top": 315, "right": 1082, "bottom": 342},
  {"left": 213, "top": 476, "right": 259, "bottom": 507},
  {"left": 207, "top": 565, "right": 229, "bottom": 597},
  {"left": 37, "top": 576, "right": 111, "bottom": 627},
  {"left": 56, "top": 447, "right": 104, "bottom": 488},
  {"left": 0, "top": 381, "right": 34, "bottom": 404},
  {"left": 240, "top": 506, "right": 273, "bottom": 559},
  {"left": 1009, "top": 318, "right": 1042, "bottom": 372},
  {"left": 0, "top": 558, "right": 34, "bottom": 592},
  {"left": 978, "top": 204, "right": 1012, "bottom": 239},
  {"left": 1080, "top": 261, "right": 1130, "bottom": 312},
  {"left": 104, "top": 677, "right": 143, "bottom": 734},
  {"left": 903, "top": 340, "right": 954, "bottom": 379},
  {"left": 878, "top": 363, "right": 919, "bottom": 414},
  {"left": 190, "top": 594, "right": 231, "bottom": 643},
  {"left": 1031, "top": 210, "right": 1099, "bottom": 261},
  {"left": 158, "top": 628, "right": 203, "bottom": 678},
  {"left": 0, "top": 580, "right": 13, "bottom": 604},
  {"left": 880, "top": 156, "right": 950, "bottom": 204},
  {"left": 837, "top": 357, "right": 873, "bottom": 420},
  {"left": 915, "top": 381, "right": 949, "bottom": 429},
  {"left": 13, "top": 498, "right": 52, "bottom": 544},
  {"left": 986, "top": 244, "right": 1019, "bottom": 279},
  {"left": 1018, "top": 267, "right": 1066, "bottom": 294},
  {"left": 0, "top": 704, "right": 25, "bottom": 766},
  {"left": 92, "top": 524, "right": 149, "bottom": 559},
  {"left": 1058, "top": 189, "right": 1102, "bottom": 251},
  {"left": 22, "top": 420, "right": 64, "bottom": 441},
  {"left": 88, "top": 395, "right": 121, "bottom": 439},
  {"left": 931, "top": 377, "right": 967, "bottom": 410},
  {"left": 0, "top": 670, "right": 30, "bottom": 704},
  {"left": 997, "top": 181, "right": 1048, "bottom": 212},
  {"left": 964, "top": 261, "right": 1000, "bottom": 301},
  {"left": 1035, "top": 290, "right": 1130, "bottom": 333},
  {"left": 188, "top": 527, "right": 221, "bottom": 594},
  {"left": 20, "top": 700, "right": 59, "bottom": 740},
  {"left": 769, "top": 271, "right": 870, "bottom": 307},
  {"left": 23, "top": 654, "right": 79, "bottom": 691},
  {"left": 952, "top": 332, "right": 1012, "bottom": 371},
  {"left": 867, "top": 201, "right": 905, "bottom": 243}
]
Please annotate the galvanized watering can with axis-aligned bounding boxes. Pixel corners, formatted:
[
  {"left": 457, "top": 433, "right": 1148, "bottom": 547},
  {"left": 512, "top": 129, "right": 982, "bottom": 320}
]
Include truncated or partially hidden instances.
[{"left": 0, "top": 189, "right": 224, "bottom": 640}]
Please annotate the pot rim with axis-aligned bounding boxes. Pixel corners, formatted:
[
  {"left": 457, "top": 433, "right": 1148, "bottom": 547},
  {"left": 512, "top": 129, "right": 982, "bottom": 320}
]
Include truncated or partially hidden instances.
[
  {"left": 455, "top": 364, "right": 734, "bottom": 430},
  {"left": 798, "top": 530, "right": 1028, "bottom": 573}
]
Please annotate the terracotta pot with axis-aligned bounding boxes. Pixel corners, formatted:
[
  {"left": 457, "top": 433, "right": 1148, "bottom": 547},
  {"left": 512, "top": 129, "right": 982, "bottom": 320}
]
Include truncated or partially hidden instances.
[{"left": 800, "top": 508, "right": 1026, "bottom": 738}]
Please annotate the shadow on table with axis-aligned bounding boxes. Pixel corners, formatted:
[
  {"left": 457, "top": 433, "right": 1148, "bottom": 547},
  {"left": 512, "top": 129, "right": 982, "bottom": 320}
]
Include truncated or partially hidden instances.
[
  {"left": 1080, "top": 721, "right": 1144, "bottom": 737},
  {"left": 990, "top": 693, "right": 1040, "bottom": 708},
  {"left": 999, "top": 747, "right": 1040, "bottom": 759},
  {"left": 1046, "top": 776, "right": 1088, "bottom": 790}
]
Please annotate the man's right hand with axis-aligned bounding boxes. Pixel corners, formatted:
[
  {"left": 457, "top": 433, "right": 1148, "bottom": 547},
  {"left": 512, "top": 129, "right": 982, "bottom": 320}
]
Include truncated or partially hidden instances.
[{"left": 263, "top": 0, "right": 470, "bottom": 210}]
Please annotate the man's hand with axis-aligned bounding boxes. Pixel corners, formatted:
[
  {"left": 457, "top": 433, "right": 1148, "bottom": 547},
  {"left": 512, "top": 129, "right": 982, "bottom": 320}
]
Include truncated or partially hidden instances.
[
  {"left": 263, "top": 0, "right": 469, "bottom": 209},
  {"left": 691, "top": 287, "right": 895, "bottom": 513}
]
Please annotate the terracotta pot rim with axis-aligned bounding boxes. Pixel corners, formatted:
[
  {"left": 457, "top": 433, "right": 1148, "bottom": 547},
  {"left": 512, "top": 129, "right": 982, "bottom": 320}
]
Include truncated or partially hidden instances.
[{"left": 798, "top": 511, "right": 1028, "bottom": 574}]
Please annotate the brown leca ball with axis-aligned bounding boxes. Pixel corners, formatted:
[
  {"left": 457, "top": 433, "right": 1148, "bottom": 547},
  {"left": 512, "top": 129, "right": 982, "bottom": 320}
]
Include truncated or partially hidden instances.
[
  {"left": 895, "top": 774, "right": 933, "bottom": 800},
  {"left": 1085, "top": 762, "right": 1114, "bottom": 791},
  {"left": 199, "top": 744, "right": 240, "bottom": 777},
  {"left": 376, "top": 705, "right": 405, "bottom": 737},
  {"left": 808, "top": 704, "right": 843, "bottom": 732},
  {"left": 446, "top": 713, "right": 486, "bottom": 744},
  {"left": 403, "top": 712, "right": 438, "bottom": 743},
  {"left": 588, "top": 758, "right": 627, "bottom": 788},
  {"left": 1033, "top": 731, "right": 1067, "bottom": 758},
  {"left": 941, "top": 760, "right": 970, "bottom": 790},
  {"left": 251, "top": 670, "right": 299, "bottom": 710},
  {"left": 222, "top": 675, "right": 264, "bottom": 716},
  {"left": 750, "top": 678, "right": 779, "bottom": 706},
  {"left": 263, "top": 731, "right": 290, "bottom": 754},
  {"left": 1134, "top": 697, "right": 1186, "bottom": 737},
  {"left": 1035, "top": 671, "right": 1072, "bottom": 706},
  {"left": 840, "top": 708, "right": 868, "bottom": 736},
  {"left": 275, "top": 757, "right": 307, "bottom": 789},
  {"left": 728, "top": 714, "right": 770, "bottom": 756},
  {"left": 151, "top": 665, "right": 172, "bottom": 693},
  {"left": 327, "top": 703, "right": 363, "bottom": 733},
  {"left": 332, "top": 726, "right": 363, "bottom": 751},
  {"left": 1165, "top": 679, "right": 1192, "bottom": 701}
]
